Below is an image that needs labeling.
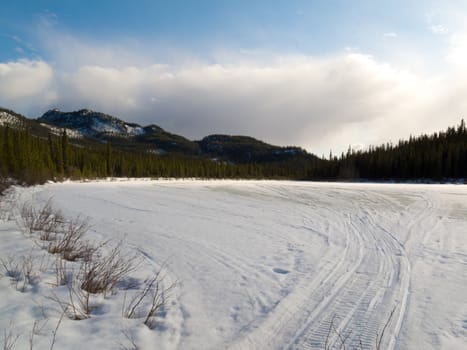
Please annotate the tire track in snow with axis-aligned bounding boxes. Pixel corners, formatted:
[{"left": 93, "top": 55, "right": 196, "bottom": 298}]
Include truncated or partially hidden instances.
[
  {"left": 288, "top": 211, "right": 387, "bottom": 350},
  {"left": 229, "top": 205, "right": 364, "bottom": 349},
  {"left": 295, "top": 189, "right": 434, "bottom": 350},
  {"left": 29, "top": 181, "right": 451, "bottom": 350},
  {"left": 368, "top": 190, "right": 443, "bottom": 350},
  {"left": 232, "top": 187, "right": 429, "bottom": 350},
  {"left": 299, "top": 189, "right": 430, "bottom": 350}
]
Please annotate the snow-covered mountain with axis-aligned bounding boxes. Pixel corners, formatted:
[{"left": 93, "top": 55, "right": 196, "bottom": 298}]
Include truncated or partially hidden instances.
[
  {"left": 0, "top": 106, "right": 319, "bottom": 163},
  {"left": 38, "top": 109, "right": 145, "bottom": 138},
  {"left": 0, "top": 108, "right": 80, "bottom": 139},
  {"left": 0, "top": 108, "right": 23, "bottom": 127},
  {"left": 36, "top": 108, "right": 317, "bottom": 162},
  {"left": 37, "top": 108, "right": 200, "bottom": 154}
]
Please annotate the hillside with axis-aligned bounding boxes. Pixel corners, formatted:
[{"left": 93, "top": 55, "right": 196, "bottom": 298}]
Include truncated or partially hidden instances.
[
  {"left": 36, "top": 108, "right": 316, "bottom": 163},
  {"left": 318, "top": 120, "right": 467, "bottom": 181},
  {"left": 0, "top": 107, "right": 321, "bottom": 184},
  {"left": 198, "top": 134, "right": 309, "bottom": 163}
]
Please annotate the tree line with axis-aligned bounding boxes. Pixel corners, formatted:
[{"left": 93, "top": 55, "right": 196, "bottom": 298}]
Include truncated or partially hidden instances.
[
  {"left": 1, "top": 120, "right": 466, "bottom": 185},
  {"left": 0, "top": 125, "right": 316, "bottom": 185},
  {"left": 314, "top": 120, "right": 467, "bottom": 181}
]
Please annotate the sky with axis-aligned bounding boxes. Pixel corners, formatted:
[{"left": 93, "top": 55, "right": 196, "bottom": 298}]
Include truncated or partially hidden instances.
[{"left": 1, "top": 1, "right": 467, "bottom": 156}]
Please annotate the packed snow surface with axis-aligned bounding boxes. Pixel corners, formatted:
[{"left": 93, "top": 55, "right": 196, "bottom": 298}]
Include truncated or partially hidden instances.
[{"left": 1, "top": 180, "right": 466, "bottom": 349}]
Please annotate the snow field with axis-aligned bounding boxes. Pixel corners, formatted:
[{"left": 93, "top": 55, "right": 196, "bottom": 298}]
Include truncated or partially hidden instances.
[{"left": 0, "top": 180, "right": 466, "bottom": 349}]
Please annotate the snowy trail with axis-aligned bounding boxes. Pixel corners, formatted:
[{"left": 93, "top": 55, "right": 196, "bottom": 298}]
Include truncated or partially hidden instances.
[
  {"left": 4, "top": 180, "right": 467, "bottom": 350},
  {"left": 232, "top": 186, "right": 417, "bottom": 350}
]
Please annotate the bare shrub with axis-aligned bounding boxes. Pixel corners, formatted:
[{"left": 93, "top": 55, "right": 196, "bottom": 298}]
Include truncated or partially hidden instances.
[
  {"left": 123, "top": 273, "right": 160, "bottom": 319},
  {"left": 5, "top": 316, "right": 61, "bottom": 350},
  {"left": 28, "top": 320, "right": 48, "bottom": 350},
  {"left": 19, "top": 202, "right": 34, "bottom": 232},
  {"left": 0, "top": 178, "right": 12, "bottom": 198},
  {"left": 0, "top": 256, "right": 21, "bottom": 281},
  {"left": 324, "top": 315, "right": 352, "bottom": 350},
  {"left": 0, "top": 256, "right": 22, "bottom": 290},
  {"left": 37, "top": 207, "right": 63, "bottom": 242},
  {"left": 324, "top": 315, "right": 336, "bottom": 350},
  {"left": 20, "top": 200, "right": 62, "bottom": 236},
  {"left": 123, "top": 267, "right": 176, "bottom": 329},
  {"left": 0, "top": 200, "right": 13, "bottom": 221},
  {"left": 118, "top": 326, "right": 138, "bottom": 350},
  {"left": 39, "top": 228, "right": 56, "bottom": 242},
  {"left": 323, "top": 306, "right": 398, "bottom": 350},
  {"left": 37, "top": 254, "right": 51, "bottom": 274},
  {"left": 0, "top": 180, "right": 14, "bottom": 221},
  {"left": 2, "top": 322, "right": 20, "bottom": 350},
  {"left": 376, "top": 306, "right": 396, "bottom": 350},
  {"left": 80, "top": 243, "right": 135, "bottom": 295},
  {"left": 48, "top": 216, "right": 93, "bottom": 261},
  {"left": 49, "top": 311, "right": 65, "bottom": 350},
  {"left": 28, "top": 322, "right": 36, "bottom": 350},
  {"left": 1, "top": 254, "right": 40, "bottom": 292},
  {"left": 54, "top": 257, "right": 70, "bottom": 287},
  {"left": 49, "top": 278, "right": 91, "bottom": 320},
  {"left": 143, "top": 277, "right": 175, "bottom": 329},
  {"left": 19, "top": 254, "right": 38, "bottom": 292}
]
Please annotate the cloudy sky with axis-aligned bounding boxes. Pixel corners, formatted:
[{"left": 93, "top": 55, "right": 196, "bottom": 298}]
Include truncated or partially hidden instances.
[{"left": 1, "top": 1, "right": 467, "bottom": 156}]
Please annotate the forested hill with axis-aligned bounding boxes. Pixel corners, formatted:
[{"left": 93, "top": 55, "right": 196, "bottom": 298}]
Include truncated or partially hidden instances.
[
  {"left": 316, "top": 120, "right": 467, "bottom": 181},
  {"left": 0, "top": 106, "right": 467, "bottom": 184},
  {"left": 36, "top": 108, "right": 316, "bottom": 163},
  {"left": 0, "top": 107, "right": 321, "bottom": 184}
]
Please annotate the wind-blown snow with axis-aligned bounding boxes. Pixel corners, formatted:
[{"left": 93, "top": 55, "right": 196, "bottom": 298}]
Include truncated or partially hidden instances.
[{"left": 1, "top": 180, "right": 466, "bottom": 349}]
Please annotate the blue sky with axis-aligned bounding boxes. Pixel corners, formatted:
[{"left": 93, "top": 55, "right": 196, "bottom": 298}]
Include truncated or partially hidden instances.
[
  {"left": 0, "top": 1, "right": 450, "bottom": 64},
  {"left": 1, "top": 1, "right": 467, "bottom": 154}
]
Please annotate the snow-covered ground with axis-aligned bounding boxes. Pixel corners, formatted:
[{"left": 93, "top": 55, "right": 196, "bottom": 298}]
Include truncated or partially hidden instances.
[{"left": 1, "top": 180, "right": 466, "bottom": 349}]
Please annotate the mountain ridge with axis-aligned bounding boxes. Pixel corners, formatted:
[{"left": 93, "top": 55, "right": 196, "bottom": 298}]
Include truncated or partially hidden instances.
[
  {"left": 1, "top": 107, "right": 318, "bottom": 164},
  {"left": 1, "top": 106, "right": 467, "bottom": 184}
]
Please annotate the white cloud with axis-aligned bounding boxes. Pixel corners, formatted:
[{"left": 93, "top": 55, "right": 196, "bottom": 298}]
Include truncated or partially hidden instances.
[
  {"left": 431, "top": 24, "right": 449, "bottom": 34},
  {"left": 0, "top": 54, "right": 428, "bottom": 154},
  {"left": 1, "top": 30, "right": 467, "bottom": 155},
  {"left": 447, "top": 32, "right": 467, "bottom": 66},
  {"left": 0, "top": 5, "right": 462, "bottom": 155},
  {"left": 0, "top": 59, "right": 56, "bottom": 107},
  {"left": 383, "top": 32, "right": 398, "bottom": 38}
]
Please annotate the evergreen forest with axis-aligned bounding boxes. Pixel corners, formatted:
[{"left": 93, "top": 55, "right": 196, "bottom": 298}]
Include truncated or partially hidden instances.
[{"left": 1, "top": 119, "right": 467, "bottom": 185}]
